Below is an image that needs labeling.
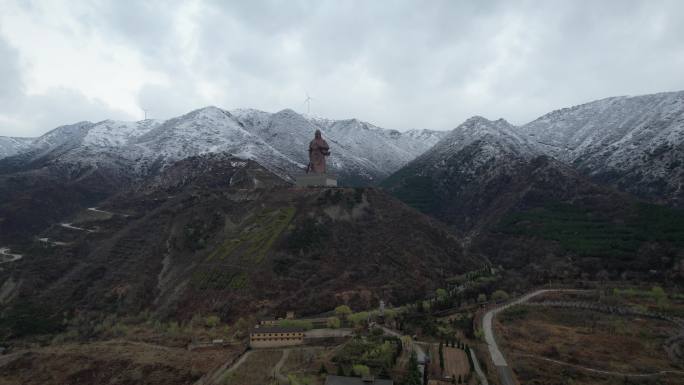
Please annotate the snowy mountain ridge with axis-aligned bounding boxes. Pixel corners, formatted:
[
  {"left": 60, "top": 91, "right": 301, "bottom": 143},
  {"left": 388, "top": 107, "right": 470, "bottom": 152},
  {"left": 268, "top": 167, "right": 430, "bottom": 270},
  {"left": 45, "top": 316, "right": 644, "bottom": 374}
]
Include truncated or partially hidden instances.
[
  {"left": 3, "top": 90, "right": 682, "bottom": 201},
  {"left": 396, "top": 90, "right": 684, "bottom": 206},
  {"left": 411, "top": 115, "right": 539, "bottom": 170},
  {"left": 1, "top": 106, "right": 446, "bottom": 185},
  {"left": 517, "top": 90, "right": 684, "bottom": 205}
]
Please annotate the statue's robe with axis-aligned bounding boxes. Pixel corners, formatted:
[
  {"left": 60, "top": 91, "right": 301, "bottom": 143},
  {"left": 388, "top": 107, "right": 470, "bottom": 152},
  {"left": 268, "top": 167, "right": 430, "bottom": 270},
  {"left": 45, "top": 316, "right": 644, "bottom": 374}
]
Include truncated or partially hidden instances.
[{"left": 308, "top": 137, "right": 330, "bottom": 174}]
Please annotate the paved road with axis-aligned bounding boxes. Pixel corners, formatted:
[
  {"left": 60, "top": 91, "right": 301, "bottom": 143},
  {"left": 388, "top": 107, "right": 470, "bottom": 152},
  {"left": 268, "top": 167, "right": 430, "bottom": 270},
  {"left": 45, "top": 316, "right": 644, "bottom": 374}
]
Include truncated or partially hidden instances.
[{"left": 482, "top": 289, "right": 587, "bottom": 385}]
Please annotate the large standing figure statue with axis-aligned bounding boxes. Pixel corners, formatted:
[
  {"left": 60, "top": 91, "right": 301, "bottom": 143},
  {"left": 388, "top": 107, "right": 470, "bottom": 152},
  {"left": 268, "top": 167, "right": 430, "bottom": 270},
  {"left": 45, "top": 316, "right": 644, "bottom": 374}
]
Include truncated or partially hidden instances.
[{"left": 307, "top": 129, "right": 330, "bottom": 174}]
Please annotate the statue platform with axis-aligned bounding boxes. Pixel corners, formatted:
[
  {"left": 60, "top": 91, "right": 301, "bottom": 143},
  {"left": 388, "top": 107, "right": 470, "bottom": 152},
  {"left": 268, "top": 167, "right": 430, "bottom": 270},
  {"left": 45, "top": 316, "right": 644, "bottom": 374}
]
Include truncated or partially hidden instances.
[{"left": 295, "top": 173, "right": 338, "bottom": 187}]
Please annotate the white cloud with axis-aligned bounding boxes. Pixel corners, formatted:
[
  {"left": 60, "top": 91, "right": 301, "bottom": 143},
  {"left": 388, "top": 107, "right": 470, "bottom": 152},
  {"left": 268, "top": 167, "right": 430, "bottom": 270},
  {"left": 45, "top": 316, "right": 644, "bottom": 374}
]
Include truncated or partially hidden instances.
[{"left": 0, "top": 0, "right": 683, "bottom": 136}]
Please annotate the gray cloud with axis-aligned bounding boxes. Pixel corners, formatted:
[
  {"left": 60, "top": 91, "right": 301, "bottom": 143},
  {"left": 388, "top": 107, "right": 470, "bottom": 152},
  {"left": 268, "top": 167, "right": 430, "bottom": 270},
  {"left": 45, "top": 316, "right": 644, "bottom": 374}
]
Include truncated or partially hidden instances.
[
  {"left": 0, "top": 37, "right": 24, "bottom": 107},
  {"left": 0, "top": 36, "right": 134, "bottom": 136},
  {"left": 1, "top": 0, "right": 683, "bottom": 137}
]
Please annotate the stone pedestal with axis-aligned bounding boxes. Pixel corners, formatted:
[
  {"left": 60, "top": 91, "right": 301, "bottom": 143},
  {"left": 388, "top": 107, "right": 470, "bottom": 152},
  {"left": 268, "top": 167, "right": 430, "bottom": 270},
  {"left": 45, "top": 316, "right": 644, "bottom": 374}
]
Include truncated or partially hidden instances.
[{"left": 295, "top": 173, "right": 338, "bottom": 187}]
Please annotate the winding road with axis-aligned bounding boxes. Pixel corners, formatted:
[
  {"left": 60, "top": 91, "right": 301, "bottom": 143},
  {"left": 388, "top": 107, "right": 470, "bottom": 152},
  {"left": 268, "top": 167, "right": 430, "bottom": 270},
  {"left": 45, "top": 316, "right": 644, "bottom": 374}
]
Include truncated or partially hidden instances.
[
  {"left": 482, "top": 289, "right": 586, "bottom": 385},
  {"left": 0, "top": 247, "right": 22, "bottom": 263}
]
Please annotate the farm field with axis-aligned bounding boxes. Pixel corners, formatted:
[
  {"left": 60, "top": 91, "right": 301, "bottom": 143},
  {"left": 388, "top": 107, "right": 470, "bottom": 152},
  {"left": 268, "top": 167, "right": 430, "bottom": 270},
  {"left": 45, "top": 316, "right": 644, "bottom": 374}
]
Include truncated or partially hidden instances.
[
  {"left": 222, "top": 350, "right": 283, "bottom": 385},
  {"left": 427, "top": 344, "right": 470, "bottom": 382}
]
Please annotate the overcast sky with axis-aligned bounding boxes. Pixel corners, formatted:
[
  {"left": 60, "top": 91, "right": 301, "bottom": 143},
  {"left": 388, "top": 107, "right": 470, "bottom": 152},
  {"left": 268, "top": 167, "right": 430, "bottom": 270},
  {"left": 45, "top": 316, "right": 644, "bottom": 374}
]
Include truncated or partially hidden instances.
[{"left": 1, "top": 0, "right": 683, "bottom": 136}]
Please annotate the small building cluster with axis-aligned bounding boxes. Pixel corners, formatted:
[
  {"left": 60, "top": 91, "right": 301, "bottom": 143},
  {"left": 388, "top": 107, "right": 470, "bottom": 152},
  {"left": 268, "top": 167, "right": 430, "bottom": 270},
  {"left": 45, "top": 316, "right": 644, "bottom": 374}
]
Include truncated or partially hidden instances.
[
  {"left": 249, "top": 326, "right": 305, "bottom": 348},
  {"left": 249, "top": 311, "right": 304, "bottom": 348}
]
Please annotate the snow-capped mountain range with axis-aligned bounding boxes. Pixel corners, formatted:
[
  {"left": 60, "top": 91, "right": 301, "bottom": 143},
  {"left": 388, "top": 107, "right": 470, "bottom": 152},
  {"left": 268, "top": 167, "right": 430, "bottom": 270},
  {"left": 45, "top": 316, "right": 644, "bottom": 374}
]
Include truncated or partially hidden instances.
[
  {"left": 519, "top": 90, "right": 684, "bottom": 205},
  {"left": 1, "top": 90, "right": 682, "bottom": 204},
  {"left": 0, "top": 107, "right": 446, "bottom": 185},
  {"left": 384, "top": 90, "right": 684, "bottom": 208}
]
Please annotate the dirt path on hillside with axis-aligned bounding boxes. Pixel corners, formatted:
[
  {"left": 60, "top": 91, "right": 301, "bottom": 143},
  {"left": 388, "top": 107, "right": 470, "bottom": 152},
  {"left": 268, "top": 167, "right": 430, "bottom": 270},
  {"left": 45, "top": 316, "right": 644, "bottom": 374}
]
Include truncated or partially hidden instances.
[
  {"left": 273, "top": 349, "right": 290, "bottom": 383},
  {"left": 193, "top": 349, "right": 251, "bottom": 385},
  {"left": 88, "top": 207, "right": 129, "bottom": 217},
  {"left": 59, "top": 223, "right": 95, "bottom": 233}
]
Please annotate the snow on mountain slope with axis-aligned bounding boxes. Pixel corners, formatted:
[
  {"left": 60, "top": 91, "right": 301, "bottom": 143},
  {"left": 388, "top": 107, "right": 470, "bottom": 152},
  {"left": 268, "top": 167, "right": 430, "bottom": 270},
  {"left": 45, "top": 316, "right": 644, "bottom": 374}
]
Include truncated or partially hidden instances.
[
  {"left": 518, "top": 90, "right": 684, "bottom": 205},
  {"left": 83, "top": 119, "right": 163, "bottom": 147},
  {"left": 0, "top": 136, "right": 33, "bottom": 159},
  {"left": 2, "top": 106, "right": 443, "bottom": 185},
  {"left": 30, "top": 121, "right": 93, "bottom": 150},
  {"left": 382, "top": 116, "right": 546, "bottom": 230},
  {"left": 130, "top": 106, "right": 299, "bottom": 179},
  {"left": 228, "top": 109, "right": 376, "bottom": 183},
  {"left": 229, "top": 108, "right": 446, "bottom": 184},
  {"left": 413, "top": 116, "right": 538, "bottom": 167}
]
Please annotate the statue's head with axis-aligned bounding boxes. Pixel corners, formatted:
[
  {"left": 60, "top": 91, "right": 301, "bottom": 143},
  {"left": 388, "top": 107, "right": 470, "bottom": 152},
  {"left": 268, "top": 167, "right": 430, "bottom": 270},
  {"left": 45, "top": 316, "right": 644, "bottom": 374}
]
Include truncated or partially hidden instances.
[{"left": 314, "top": 129, "right": 322, "bottom": 139}]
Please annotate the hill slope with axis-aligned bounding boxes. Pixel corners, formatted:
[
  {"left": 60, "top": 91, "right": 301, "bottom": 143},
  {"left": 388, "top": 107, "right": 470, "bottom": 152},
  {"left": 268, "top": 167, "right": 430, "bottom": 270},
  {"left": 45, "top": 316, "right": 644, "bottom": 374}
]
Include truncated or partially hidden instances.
[
  {"left": 382, "top": 116, "right": 540, "bottom": 230},
  {"left": 382, "top": 116, "right": 684, "bottom": 282},
  {"left": 0, "top": 153, "right": 482, "bottom": 338}
]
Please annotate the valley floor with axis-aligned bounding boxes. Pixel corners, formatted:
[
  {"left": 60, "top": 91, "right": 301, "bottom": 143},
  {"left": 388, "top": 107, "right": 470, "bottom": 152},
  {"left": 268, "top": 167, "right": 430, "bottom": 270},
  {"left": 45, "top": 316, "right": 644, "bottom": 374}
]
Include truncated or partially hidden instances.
[{"left": 490, "top": 289, "right": 684, "bottom": 385}]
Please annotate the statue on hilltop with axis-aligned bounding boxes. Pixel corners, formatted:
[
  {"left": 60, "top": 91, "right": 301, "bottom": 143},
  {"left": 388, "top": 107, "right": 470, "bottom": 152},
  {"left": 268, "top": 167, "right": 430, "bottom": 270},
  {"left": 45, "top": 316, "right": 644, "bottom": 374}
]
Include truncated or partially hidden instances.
[{"left": 306, "top": 129, "right": 330, "bottom": 174}]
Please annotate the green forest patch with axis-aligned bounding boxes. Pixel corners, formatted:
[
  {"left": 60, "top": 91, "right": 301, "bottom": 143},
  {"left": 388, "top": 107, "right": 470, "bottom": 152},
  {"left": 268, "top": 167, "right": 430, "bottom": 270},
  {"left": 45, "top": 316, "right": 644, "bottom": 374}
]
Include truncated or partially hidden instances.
[
  {"left": 496, "top": 202, "right": 684, "bottom": 259},
  {"left": 382, "top": 174, "right": 438, "bottom": 214}
]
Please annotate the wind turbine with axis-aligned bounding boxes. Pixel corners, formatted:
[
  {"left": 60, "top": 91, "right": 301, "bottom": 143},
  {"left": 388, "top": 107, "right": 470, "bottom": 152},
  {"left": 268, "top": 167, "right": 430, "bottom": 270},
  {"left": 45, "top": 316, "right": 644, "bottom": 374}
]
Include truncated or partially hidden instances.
[
  {"left": 142, "top": 108, "right": 149, "bottom": 120},
  {"left": 304, "top": 93, "right": 313, "bottom": 114}
]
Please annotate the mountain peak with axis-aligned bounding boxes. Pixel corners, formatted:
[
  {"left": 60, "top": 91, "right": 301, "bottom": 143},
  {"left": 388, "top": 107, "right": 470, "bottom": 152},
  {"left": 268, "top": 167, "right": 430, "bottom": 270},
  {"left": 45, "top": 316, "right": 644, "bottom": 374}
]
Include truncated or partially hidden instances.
[
  {"left": 463, "top": 115, "right": 491, "bottom": 123},
  {"left": 461, "top": 115, "right": 512, "bottom": 127},
  {"left": 274, "top": 108, "right": 301, "bottom": 116},
  {"left": 430, "top": 115, "right": 535, "bottom": 160},
  {"left": 181, "top": 106, "right": 231, "bottom": 121}
]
